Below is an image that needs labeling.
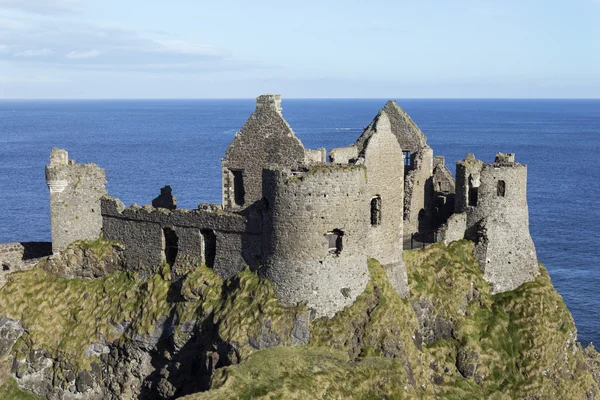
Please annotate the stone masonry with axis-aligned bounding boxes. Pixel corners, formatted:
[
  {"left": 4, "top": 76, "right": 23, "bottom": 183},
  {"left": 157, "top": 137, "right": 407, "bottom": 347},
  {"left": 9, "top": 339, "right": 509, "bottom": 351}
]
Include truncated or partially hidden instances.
[
  {"left": 45, "top": 148, "right": 107, "bottom": 254},
  {"left": 0, "top": 94, "right": 540, "bottom": 317},
  {"left": 455, "top": 153, "right": 539, "bottom": 293}
]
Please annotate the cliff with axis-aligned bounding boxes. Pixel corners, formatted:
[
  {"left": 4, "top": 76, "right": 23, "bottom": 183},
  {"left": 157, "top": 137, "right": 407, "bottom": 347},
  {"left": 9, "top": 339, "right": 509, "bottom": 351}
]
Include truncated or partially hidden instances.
[{"left": 0, "top": 239, "right": 599, "bottom": 399}]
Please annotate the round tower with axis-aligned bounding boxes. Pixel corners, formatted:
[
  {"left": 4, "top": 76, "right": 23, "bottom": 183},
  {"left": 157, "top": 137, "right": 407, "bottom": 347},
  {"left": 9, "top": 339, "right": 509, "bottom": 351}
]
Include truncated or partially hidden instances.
[{"left": 261, "top": 165, "right": 370, "bottom": 317}]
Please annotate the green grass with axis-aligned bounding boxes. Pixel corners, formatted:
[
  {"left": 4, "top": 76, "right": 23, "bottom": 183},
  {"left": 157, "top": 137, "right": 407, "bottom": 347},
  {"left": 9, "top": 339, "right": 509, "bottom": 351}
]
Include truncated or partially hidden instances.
[
  {"left": 0, "top": 379, "right": 41, "bottom": 400},
  {"left": 0, "top": 239, "right": 598, "bottom": 399}
]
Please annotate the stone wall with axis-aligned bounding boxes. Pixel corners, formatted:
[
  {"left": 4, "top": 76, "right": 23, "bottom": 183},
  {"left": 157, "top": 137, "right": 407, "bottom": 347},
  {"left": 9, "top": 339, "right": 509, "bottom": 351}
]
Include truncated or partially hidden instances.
[
  {"left": 221, "top": 95, "right": 307, "bottom": 211},
  {"left": 356, "top": 111, "right": 408, "bottom": 297},
  {"left": 45, "top": 149, "right": 107, "bottom": 253},
  {"left": 0, "top": 242, "right": 51, "bottom": 286},
  {"left": 436, "top": 213, "right": 466, "bottom": 246},
  {"left": 403, "top": 146, "right": 434, "bottom": 235},
  {"left": 101, "top": 197, "right": 260, "bottom": 279},
  {"left": 456, "top": 154, "right": 539, "bottom": 293},
  {"left": 261, "top": 165, "right": 370, "bottom": 317},
  {"left": 357, "top": 100, "right": 427, "bottom": 154},
  {"left": 329, "top": 145, "right": 358, "bottom": 164}
]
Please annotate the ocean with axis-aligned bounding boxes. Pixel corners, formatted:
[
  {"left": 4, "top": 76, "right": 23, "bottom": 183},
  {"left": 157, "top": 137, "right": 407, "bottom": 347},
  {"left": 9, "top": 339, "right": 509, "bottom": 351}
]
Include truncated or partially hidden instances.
[{"left": 0, "top": 98, "right": 598, "bottom": 345}]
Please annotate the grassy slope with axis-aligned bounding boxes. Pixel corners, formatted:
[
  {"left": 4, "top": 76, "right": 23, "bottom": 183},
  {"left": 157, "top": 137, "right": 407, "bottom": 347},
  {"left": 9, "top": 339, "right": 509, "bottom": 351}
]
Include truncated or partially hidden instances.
[
  {"left": 0, "top": 240, "right": 597, "bottom": 399},
  {"left": 186, "top": 241, "right": 598, "bottom": 399}
]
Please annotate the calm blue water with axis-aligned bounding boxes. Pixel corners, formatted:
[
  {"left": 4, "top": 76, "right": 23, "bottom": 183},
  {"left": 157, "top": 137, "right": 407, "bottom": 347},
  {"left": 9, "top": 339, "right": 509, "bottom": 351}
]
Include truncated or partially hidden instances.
[{"left": 1, "top": 99, "right": 599, "bottom": 345}]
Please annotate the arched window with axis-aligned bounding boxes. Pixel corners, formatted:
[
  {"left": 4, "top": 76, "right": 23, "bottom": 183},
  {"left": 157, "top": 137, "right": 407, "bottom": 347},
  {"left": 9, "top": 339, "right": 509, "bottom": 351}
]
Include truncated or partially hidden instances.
[{"left": 370, "top": 196, "right": 382, "bottom": 226}]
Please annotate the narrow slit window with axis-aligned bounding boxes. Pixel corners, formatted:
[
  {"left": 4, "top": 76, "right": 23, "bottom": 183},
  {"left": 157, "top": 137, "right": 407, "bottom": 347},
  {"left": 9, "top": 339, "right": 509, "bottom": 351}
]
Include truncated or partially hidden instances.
[
  {"left": 163, "top": 228, "right": 179, "bottom": 267},
  {"left": 403, "top": 151, "right": 411, "bottom": 166},
  {"left": 497, "top": 180, "right": 506, "bottom": 197},
  {"left": 325, "top": 229, "right": 343, "bottom": 255},
  {"left": 231, "top": 169, "right": 245, "bottom": 206},
  {"left": 370, "top": 196, "right": 382, "bottom": 226}
]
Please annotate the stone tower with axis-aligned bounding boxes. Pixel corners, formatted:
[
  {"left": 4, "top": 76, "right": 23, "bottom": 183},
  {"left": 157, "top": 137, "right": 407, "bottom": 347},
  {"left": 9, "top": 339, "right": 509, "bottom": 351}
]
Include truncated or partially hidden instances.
[
  {"left": 455, "top": 153, "right": 539, "bottom": 293},
  {"left": 261, "top": 165, "right": 371, "bottom": 317},
  {"left": 45, "top": 148, "right": 107, "bottom": 253}
]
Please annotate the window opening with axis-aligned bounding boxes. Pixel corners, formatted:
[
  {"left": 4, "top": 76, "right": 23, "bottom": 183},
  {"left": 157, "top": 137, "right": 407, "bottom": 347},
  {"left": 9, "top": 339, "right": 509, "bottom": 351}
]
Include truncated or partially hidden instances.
[
  {"left": 325, "top": 229, "right": 344, "bottom": 254},
  {"left": 370, "top": 196, "right": 382, "bottom": 226},
  {"left": 231, "top": 169, "right": 245, "bottom": 206},
  {"left": 468, "top": 175, "right": 478, "bottom": 207},
  {"left": 497, "top": 180, "right": 506, "bottom": 197},
  {"left": 163, "top": 228, "right": 179, "bottom": 267},
  {"left": 201, "top": 229, "right": 216, "bottom": 268},
  {"left": 403, "top": 151, "right": 411, "bottom": 166}
]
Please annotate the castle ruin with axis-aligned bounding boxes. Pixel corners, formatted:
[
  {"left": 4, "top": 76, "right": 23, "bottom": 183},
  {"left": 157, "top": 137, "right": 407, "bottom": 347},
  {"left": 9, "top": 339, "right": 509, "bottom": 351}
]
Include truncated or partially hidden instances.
[{"left": 0, "top": 94, "right": 539, "bottom": 316}]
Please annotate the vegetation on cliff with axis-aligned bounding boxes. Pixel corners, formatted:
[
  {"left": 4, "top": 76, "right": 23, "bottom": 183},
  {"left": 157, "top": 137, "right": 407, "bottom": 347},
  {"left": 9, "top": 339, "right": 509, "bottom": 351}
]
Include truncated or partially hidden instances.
[{"left": 0, "top": 239, "right": 598, "bottom": 399}]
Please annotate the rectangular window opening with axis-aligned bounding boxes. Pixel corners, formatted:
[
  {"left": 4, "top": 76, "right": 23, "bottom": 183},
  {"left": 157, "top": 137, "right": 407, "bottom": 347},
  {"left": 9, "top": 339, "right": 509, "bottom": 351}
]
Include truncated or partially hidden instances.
[
  {"left": 370, "top": 196, "right": 382, "bottom": 226},
  {"left": 231, "top": 169, "right": 245, "bottom": 206},
  {"left": 497, "top": 180, "right": 506, "bottom": 197},
  {"left": 325, "top": 229, "right": 343, "bottom": 254},
  {"left": 201, "top": 229, "right": 216, "bottom": 268},
  {"left": 403, "top": 151, "right": 411, "bottom": 166}
]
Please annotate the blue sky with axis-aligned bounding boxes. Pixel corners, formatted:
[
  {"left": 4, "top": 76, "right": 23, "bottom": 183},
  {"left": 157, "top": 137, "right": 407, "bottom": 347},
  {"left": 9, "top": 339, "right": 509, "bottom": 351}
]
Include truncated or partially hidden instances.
[{"left": 0, "top": 0, "right": 598, "bottom": 98}]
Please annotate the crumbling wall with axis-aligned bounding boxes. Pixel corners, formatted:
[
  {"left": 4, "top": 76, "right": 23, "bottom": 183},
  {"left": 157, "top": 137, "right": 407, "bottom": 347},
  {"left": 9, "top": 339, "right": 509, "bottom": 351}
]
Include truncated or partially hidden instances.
[
  {"left": 261, "top": 165, "right": 370, "bottom": 317},
  {"left": 329, "top": 145, "right": 358, "bottom": 164},
  {"left": 357, "top": 101, "right": 427, "bottom": 154},
  {"left": 436, "top": 212, "right": 466, "bottom": 246},
  {"left": 403, "top": 146, "right": 434, "bottom": 235},
  {"left": 305, "top": 148, "right": 327, "bottom": 164},
  {"left": 432, "top": 156, "right": 456, "bottom": 225},
  {"left": 221, "top": 95, "right": 307, "bottom": 211},
  {"left": 357, "top": 111, "right": 408, "bottom": 297},
  {"left": 456, "top": 154, "right": 538, "bottom": 293},
  {"left": 101, "top": 197, "right": 260, "bottom": 279},
  {"left": 45, "top": 149, "right": 107, "bottom": 253},
  {"left": 0, "top": 242, "right": 51, "bottom": 286}
]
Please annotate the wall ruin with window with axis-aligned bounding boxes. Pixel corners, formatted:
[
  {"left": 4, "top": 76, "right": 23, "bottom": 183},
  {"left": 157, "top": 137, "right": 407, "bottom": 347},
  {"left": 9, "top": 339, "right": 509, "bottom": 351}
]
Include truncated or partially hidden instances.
[{"left": 100, "top": 196, "right": 261, "bottom": 279}]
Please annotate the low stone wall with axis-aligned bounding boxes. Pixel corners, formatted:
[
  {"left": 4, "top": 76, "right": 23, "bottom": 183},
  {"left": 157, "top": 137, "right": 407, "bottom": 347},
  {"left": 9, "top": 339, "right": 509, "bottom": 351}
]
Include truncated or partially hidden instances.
[
  {"left": 101, "top": 197, "right": 261, "bottom": 279},
  {"left": 0, "top": 242, "right": 52, "bottom": 286},
  {"left": 436, "top": 212, "right": 466, "bottom": 246}
]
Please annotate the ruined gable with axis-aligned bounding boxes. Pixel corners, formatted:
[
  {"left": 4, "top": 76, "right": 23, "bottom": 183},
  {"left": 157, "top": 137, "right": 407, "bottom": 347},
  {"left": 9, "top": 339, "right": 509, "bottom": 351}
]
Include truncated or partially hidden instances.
[{"left": 222, "top": 95, "right": 308, "bottom": 211}]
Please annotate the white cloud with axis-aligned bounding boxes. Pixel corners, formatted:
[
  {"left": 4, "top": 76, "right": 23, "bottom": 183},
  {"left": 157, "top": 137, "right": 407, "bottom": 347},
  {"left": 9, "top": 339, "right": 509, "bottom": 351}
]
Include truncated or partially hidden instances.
[
  {"left": 14, "top": 48, "right": 53, "bottom": 57},
  {"left": 0, "top": 0, "right": 82, "bottom": 15},
  {"left": 66, "top": 49, "right": 101, "bottom": 59}
]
